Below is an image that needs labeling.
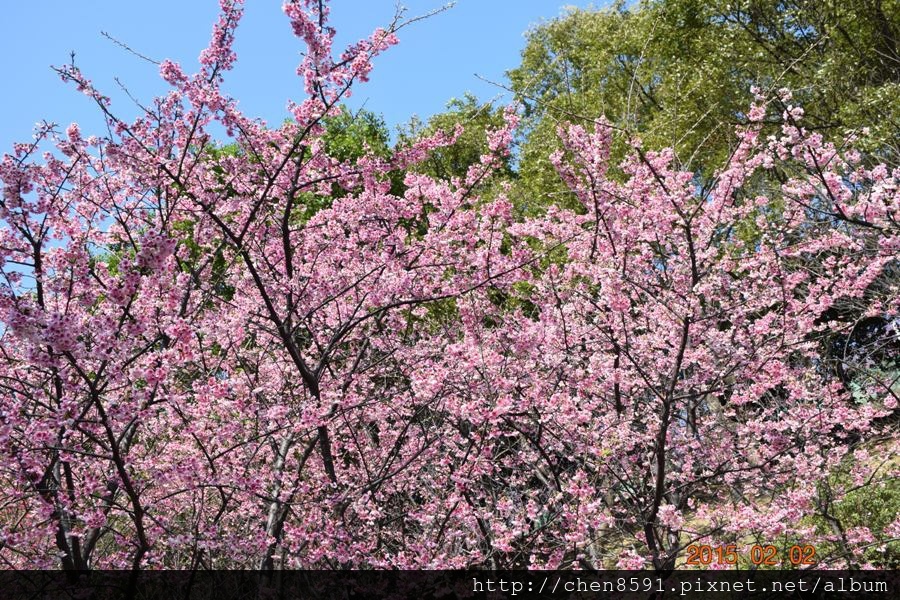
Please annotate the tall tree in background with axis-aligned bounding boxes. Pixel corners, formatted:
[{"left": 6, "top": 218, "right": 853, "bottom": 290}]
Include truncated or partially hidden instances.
[
  {"left": 509, "top": 0, "right": 900, "bottom": 207},
  {"left": 398, "top": 93, "right": 515, "bottom": 184}
]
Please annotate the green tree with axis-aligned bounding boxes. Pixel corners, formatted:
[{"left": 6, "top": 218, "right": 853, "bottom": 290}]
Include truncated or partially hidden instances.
[
  {"left": 321, "top": 106, "right": 392, "bottom": 162},
  {"left": 509, "top": 0, "right": 900, "bottom": 207},
  {"left": 398, "top": 93, "right": 515, "bottom": 185}
]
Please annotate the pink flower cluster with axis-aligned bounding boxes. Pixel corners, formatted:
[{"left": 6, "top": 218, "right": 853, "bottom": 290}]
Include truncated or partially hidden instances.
[{"left": 0, "top": 0, "right": 896, "bottom": 573}]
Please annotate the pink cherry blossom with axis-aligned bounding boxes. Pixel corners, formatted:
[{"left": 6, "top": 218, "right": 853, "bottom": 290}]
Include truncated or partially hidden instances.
[{"left": 0, "top": 0, "right": 897, "bottom": 574}]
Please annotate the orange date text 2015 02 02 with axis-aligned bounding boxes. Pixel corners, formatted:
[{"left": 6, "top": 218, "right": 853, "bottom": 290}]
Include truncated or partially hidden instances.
[{"left": 685, "top": 544, "right": 817, "bottom": 566}]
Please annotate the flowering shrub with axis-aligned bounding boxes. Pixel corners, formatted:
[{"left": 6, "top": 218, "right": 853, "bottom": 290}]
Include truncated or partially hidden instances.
[{"left": 0, "top": 0, "right": 897, "bottom": 571}]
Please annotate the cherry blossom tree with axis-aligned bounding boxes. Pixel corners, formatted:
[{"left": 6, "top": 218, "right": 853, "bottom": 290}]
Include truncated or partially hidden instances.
[
  {"left": 448, "top": 100, "right": 899, "bottom": 569},
  {"left": 0, "top": 0, "right": 897, "bottom": 574}
]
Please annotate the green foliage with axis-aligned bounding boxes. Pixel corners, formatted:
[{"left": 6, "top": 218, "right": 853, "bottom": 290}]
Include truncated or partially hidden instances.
[
  {"left": 321, "top": 107, "right": 391, "bottom": 162},
  {"left": 508, "top": 0, "right": 900, "bottom": 208},
  {"left": 830, "top": 477, "right": 900, "bottom": 568},
  {"left": 317, "top": 106, "right": 402, "bottom": 206},
  {"left": 400, "top": 297, "right": 460, "bottom": 338},
  {"left": 398, "top": 93, "right": 515, "bottom": 185},
  {"left": 808, "top": 455, "right": 900, "bottom": 569},
  {"left": 171, "top": 219, "right": 234, "bottom": 302}
]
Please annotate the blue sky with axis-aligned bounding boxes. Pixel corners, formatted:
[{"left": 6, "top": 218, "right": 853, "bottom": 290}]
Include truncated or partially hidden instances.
[{"left": 0, "top": 1, "right": 597, "bottom": 150}]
